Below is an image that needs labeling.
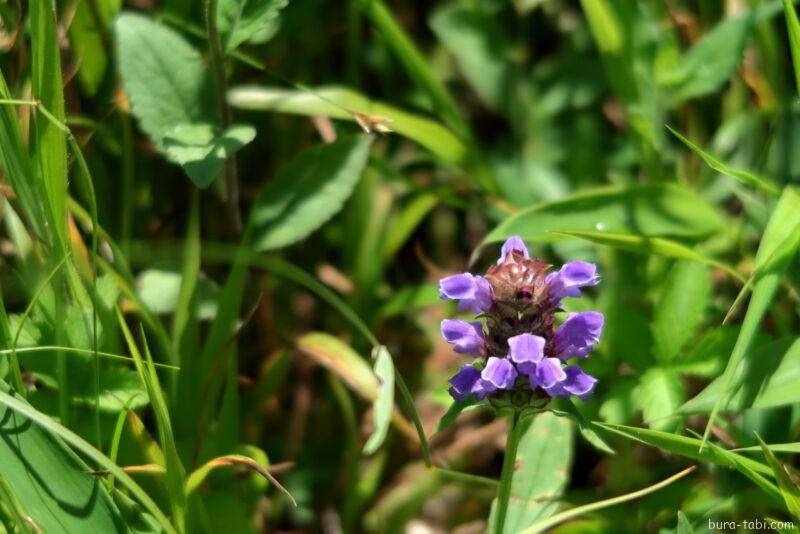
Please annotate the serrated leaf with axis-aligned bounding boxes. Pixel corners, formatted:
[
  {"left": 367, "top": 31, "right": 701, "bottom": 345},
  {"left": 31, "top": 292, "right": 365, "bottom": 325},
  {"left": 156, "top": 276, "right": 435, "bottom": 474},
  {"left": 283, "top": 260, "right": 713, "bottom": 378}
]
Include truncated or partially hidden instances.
[
  {"left": 163, "top": 123, "right": 256, "bottom": 187},
  {"left": 363, "top": 345, "right": 394, "bottom": 454},
  {"left": 249, "top": 135, "right": 372, "bottom": 251},
  {"left": 217, "top": 0, "right": 287, "bottom": 54},
  {"left": 114, "top": 12, "right": 214, "bottom": 150}
]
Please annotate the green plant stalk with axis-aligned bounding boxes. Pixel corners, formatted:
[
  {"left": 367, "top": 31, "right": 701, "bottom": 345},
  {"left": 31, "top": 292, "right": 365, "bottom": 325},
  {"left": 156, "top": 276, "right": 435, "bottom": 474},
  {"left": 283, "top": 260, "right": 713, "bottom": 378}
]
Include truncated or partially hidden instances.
[
  {"left": 204, "top": 0, "right": 241, "bottom": 234},
  {"left": 431, "top": 466, "right": 499, "bottom": 487},
  {"left": 494, "top": 410, "right": 522, "bottom": 534},
  {"left": 394, "top": 370, "right": 432, "bottom": 466}
]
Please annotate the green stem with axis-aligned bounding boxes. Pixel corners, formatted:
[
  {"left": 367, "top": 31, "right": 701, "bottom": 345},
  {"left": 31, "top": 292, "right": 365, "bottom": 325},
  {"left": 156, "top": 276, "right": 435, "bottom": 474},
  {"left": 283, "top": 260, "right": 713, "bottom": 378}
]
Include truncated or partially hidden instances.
[
  {"left": 494, "top": 410, "right": 522, "bottom": 534},
  {"left": 394, "top": 371, "right": 432, "bottom": 466},
  {"left": 204, "top": 0, "right": 241, "bottom": 234}
]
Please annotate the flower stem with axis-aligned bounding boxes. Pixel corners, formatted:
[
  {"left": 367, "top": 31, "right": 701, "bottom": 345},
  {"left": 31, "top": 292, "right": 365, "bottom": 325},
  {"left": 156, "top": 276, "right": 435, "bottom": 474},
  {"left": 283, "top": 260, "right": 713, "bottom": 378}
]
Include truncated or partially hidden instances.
[{"left": 494, "top": 410, "right": 522, "bottom": 534}]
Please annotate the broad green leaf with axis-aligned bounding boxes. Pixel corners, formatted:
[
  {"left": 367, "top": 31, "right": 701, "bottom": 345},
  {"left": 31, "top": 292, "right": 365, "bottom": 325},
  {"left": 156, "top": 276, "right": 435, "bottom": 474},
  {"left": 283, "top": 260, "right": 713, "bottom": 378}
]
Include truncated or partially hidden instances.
[
  {"left": 217, "top": 0, "right": 287, "bottom": 54},
  {"left": 488, "top": 412, "right": 573, "bottom": 532},
  {"left": 638, "top": 367, "right": 684, "bottom": 431},
  {"left": 595, "top": 423, "right": 780, "bottom": 495},
  {"left": 429, "top": 4, "right": 512, "bottom": 111},
  {"left": 163, "top": 123, "right": 256, "bottom": 187},
  {"left": 554, "top": 230, "right": 743, "bottom": 282},
  {"left": 756, "top": 434, "right": 800, "bottom": 518},
  {"left": 0, "top": 381, "right": 175, "bottom": 533},
  {"left": 137, "top": 267, "right": 219, "bottom": 320},
  {"left": 70, "top": 0, "right": 121, "bottom": 95},
  {"left": 114, "top": 12, "right": 214, "bottom": 150},
  {"left": 0, "top": 379, "right": 131, "bottom": 533},
  {"left": 653, "top": 262, "right": 711, "bottom": 363},
  {"left": 228, "top": 85, "right": 467, "bottom": 165},
  {"left": 660, "top": 14, "right": 753, "bottom": 103},
  {"left": 71, "top": 368, "right": 148, "bottom": 412},
  {"left": 363, "top": 346, "right": 394, "bottom": 454},
  {"left": 682, "top": 338, "right": 800, "bottom": 413},
  {"left": 702, "top": 187, "right": 800, "bottom": 446},
  {"left": 249, "top": 135, "right": 372, "bottom": 251},
  {"left": 784, "top": 0, "right": 800, "bottom": 95},
  {"left": 667, "top": 126, "right": 780, "bottom": 195},
  {"left": 296, "top": 332, "right": 378, "bottom": 402},
  {"left": 482, "top": 184, "right": 725, "bottom": 249},
  {"left": 670, "top": 326, "right": 740, "bottom": 378}
]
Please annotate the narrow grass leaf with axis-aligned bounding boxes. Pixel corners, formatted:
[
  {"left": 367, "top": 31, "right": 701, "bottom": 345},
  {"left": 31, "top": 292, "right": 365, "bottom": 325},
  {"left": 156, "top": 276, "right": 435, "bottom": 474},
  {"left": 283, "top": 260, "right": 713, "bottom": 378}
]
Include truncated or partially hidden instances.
[
  {"left": 756, "top": 433, "right": 800, "bottom": 517},
  {"left": 784, "top": 0, "right": 800, "bottom": 95},
  {"left": 229, "top": 86, "right": 468, "bottom": 165},
  {"left": 667, "top": 126, "right": 779, "bottom": 195},
  {"left": 520, "top": 468, "right": 697, "bottom": 533},
  {"left": 702, "top": 187, "right": 800, "bottom": 448}
]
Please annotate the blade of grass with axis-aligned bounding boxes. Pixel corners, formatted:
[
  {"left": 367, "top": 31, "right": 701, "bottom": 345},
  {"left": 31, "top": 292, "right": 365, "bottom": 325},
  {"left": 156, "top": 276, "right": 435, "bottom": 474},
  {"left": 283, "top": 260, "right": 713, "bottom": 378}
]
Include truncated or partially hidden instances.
[
  {"left": 701, "top": 187, "right": 800, "bottom": 449},
  {"left": 667, "top": 126, "right": 780, "bottom": 196},
  {"left": 520, "top": 467, "right": 697, "bottom": 533},
  {"left": 117, "top": 310, "right": 187, "bottom": 532},
  {"left": 756, "top": 433, "right": 800, "bottom": 517},
  {"left": 784, "top": 0, "right": 800, "bottom": 95}
]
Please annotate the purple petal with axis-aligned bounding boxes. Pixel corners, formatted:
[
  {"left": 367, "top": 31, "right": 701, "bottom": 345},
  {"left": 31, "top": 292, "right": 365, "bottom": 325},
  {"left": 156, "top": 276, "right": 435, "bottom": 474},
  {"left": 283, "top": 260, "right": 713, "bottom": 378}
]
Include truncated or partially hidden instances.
[
  {"left": 440, "top": 319, "right": 485, "bottom": 355},
  {"left": 552, "top": 311, "right": 604, "bottom": 359},
  {"left": 545, "top": 365, "right": 597, "bottom": 400},
  {"left": 448, "top": 365, "right": 486, "bottom": 401},
  {"left": 480, "top": 357, "right": 518, "bottom": 392},
  {"left": 439, "top": 273, "right": 477, "bottom": 300},
  {"left": 497, "top": 235, "right": 530, "bottom": 264},
  {"left": 547, "top": 261, "right": 600, "bottom": 300},
  {"left": 507, "top": 333, "right": 545, "bottom": 374},
  {"left": 440, "top": 273, "right": 493, "bottom": 314},
  {"left": 528, "top": 358, "right": 566, "bottom": 389}
]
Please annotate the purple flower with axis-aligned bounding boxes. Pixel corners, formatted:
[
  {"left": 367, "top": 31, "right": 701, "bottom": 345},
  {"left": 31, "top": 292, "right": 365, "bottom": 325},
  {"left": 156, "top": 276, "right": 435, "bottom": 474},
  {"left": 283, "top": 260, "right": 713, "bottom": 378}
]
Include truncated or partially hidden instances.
[
  {"left": 448, "top": 364, "right": 486, "bottom": 401},
  {"left": 439, "top": 273, "right": 494, "bottom": 314},
  {"left": 551, "top": 312, "right": 604, "bottom": 359},
  {"left": 546, "top": 261, "right": 600, "bottom": 300},
  {"left": 497, "top": 235, "right": 530, "bottom": 264},
  {"left": 441, "top": 319, "right": 485, "bottom": 355},
  {"left": 480, "top": 357, "right": 518, "bottom": 393},
  {"left": 544, "top": 365, "right": 597, "bottom": 400},
  {"left": 507, "top": 333, "right": 565, "bottom": 389}
]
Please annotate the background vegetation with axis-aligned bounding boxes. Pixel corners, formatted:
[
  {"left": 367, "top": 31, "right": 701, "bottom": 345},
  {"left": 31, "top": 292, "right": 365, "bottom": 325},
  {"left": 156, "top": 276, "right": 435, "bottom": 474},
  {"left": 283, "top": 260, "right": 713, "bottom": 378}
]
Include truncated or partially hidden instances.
[{"left": 0, "top": 0, "right": 800, "bottom": 532}]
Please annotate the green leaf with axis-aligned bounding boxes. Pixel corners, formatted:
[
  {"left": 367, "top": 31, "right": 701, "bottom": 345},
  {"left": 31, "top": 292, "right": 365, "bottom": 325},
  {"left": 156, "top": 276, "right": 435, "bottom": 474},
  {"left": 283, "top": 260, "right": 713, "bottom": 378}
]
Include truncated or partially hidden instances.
[
  {"left": 0, "top": 379, "right": 153, "bottom": 533},
  {"left": 554, "top": 399, "right": 616, "bottom": 454},
  {"left": 217, "top": 0, "right": 287, "bottom": 54},
  {"left": 136, "top": 267, "right": 219, "bottom": 321},
  {"left": 677, "top": 511, "right": 695, "bottom": 534},
  {"left": 660, "top": 14, "right": 753, "bottom": 103},
  {"left": 228, "top": 85, "right": 467, "bottom": 165},
  {"left": 295, "top": 332, "right": 378, "bottom": 402},
  {"left": 735, "top": 442, "right": 800, "bottom": 454},
  {"left": 553, "top": 230, "right": 744, "bottom": 282},
  {"left": 163, "top": 123, "right": 256, "bottom": 187},
  {"left": 595, "top": 422, "right": 781, "bottom": 500},
  {"left": 488, "top": 412, "right": 573, "bottom": 532},
  {"left": 482, "top": 184, "right": 725, "bottom": 250},
  {"left": 69, "top": 0, "right": 121, "bottom": 95},
  {"left": 429, "top": 3, "right": 512, "bottom": 111},
  {"left": 667, "top": 126, "right": 780, "bottom": 195},
  {"left": 783, "top": 0, "right": 800, "bottom": 96},
  {"left": 114, "top": 12, "right": 214, "bottom": 150},
  {"left": 435, "top": 395, "right": 483, "bottom": 433},
  {"left": 682, "top": 337, "right": 800, "bottom": 413},
  {"left": 652, "top": 261, "right": 711, "bottom": 364},
  {"left": 756, "top": 433, "right": 800, "bottom": 518},
  {"left": 363, "top": 346, "right": 394, "bottom": 454},
  {"left": 638, "top": 367, "right": 684, "bottom": 431},
  {"left": 249, "top": 135, "right": 372, "bottom": 252},
  {"left": 670, "top": 326, "right": 740, "bottom": 378},
  {"left": 30, "top": 0, "right": 69, "bottom": 248},
  {"left": 702, "top": 187, "right": 800, "bottom": 446}
]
